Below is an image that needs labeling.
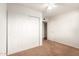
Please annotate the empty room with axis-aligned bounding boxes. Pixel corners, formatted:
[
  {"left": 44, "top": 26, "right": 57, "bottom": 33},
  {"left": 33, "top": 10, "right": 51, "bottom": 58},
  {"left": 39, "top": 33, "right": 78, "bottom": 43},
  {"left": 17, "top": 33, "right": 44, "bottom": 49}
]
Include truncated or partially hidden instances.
[{"left": 0, "top": 3, "right": 79, "bottom": 56}]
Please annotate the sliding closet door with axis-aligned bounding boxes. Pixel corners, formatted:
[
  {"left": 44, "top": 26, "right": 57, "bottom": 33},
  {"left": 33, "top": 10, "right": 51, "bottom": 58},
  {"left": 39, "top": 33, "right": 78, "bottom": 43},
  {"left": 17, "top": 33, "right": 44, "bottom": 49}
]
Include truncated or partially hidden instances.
[{"left": 8, "top": 13, "right": 40, "bottom": 55}]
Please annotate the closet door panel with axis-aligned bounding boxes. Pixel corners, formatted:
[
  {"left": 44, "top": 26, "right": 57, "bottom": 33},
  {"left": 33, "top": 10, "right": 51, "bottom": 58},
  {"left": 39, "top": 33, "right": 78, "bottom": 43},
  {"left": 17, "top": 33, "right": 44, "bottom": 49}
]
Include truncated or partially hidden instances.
[{"left": 8, "top": 13, "right": 40, "bottom": 54}]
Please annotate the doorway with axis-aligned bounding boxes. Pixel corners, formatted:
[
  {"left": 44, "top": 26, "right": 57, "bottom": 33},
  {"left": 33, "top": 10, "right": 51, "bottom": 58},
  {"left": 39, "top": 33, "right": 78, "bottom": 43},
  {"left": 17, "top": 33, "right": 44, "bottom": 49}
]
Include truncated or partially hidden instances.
[{"left": 43, "top": 21, "right": 47, "bottom": 40}]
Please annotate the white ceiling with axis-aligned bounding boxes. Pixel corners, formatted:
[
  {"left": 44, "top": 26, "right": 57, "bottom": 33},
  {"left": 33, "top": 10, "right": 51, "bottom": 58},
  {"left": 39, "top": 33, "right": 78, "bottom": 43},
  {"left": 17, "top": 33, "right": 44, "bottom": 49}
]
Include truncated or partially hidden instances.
[
  {"left": 20, "top": 3, "right": 46, "bottom": 12},
  {"left": 20, "top": 3, "right": 79, "bottom": 19}
]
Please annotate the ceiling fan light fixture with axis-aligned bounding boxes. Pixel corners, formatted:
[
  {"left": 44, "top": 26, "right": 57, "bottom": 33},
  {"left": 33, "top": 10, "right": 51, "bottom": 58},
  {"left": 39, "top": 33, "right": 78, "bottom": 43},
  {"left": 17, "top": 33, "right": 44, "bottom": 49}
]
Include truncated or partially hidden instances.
[
  {"left": 47, "top": 3, "right": 57, "bottom": 10},
  {"left": 48, "top": 5, "right": 52, "bottom": 9}
]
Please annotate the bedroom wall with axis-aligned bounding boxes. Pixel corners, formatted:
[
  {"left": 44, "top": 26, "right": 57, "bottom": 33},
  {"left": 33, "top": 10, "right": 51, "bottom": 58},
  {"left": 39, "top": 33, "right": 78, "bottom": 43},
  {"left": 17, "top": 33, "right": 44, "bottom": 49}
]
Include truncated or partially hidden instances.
[
  {"left": 47, "top": 10, "right": 79, "bottom": 48},
  {"left": 0, "top": 4, "right": 6, "bottom": 56}
]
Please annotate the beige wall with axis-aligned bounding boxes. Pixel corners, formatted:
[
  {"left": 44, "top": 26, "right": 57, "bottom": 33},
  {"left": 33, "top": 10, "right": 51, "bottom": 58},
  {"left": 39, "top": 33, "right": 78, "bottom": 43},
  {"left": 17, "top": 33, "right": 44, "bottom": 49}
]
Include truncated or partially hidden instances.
[
  {"left": 0, "top": 4, "right": 6, "bottom": 56},
  {"left": 48, "top": 10, "right": 79, "bottom": 48}
]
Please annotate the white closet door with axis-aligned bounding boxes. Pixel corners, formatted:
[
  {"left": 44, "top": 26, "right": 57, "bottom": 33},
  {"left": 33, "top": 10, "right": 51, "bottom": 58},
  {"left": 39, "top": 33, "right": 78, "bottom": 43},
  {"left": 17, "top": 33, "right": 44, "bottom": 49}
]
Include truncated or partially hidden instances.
[{"left": 8, "top": 14, "right": 40, "bottom": 55}]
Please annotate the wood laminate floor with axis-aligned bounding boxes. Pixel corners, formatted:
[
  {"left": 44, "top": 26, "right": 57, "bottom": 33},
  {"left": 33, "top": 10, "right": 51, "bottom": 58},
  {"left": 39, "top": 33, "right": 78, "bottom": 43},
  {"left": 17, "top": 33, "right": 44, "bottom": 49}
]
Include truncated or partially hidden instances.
[{"left": 9, "top": 40, "right": 79, "bottom": 56}]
